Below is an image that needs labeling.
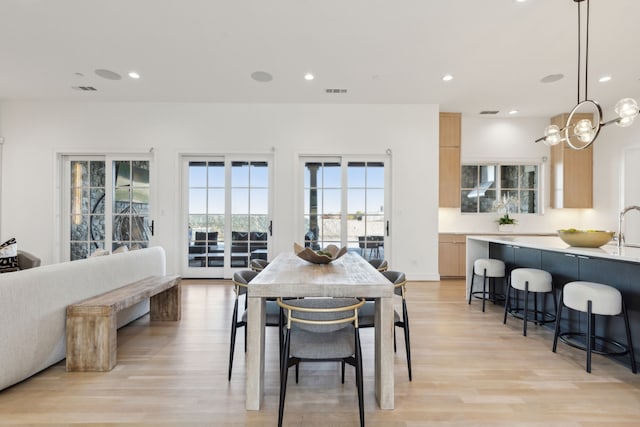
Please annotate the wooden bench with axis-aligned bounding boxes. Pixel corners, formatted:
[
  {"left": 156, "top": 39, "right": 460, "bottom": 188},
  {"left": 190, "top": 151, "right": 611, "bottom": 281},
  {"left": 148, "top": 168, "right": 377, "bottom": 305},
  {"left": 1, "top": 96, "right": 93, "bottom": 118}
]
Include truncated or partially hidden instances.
[{"left": 66, "top": 275, "right": 181, "bottom": 372}]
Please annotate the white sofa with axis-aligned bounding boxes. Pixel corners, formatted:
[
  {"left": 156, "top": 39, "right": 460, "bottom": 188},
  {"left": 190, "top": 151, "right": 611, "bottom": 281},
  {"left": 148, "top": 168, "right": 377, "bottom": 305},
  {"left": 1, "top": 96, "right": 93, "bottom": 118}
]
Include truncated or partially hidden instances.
[{"left": 0, "top": 246, "right": 167, "bottom": 391}]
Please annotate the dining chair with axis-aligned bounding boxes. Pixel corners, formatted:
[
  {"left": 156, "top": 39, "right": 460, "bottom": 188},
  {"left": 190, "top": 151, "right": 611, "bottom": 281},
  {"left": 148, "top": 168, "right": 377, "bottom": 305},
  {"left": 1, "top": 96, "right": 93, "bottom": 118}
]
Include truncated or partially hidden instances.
[
  {"left": 277, "top": 297, "right": 366, "bottom": 427},
  {"left": 249, "top": 258, "right": 269, "bottom": 272},
  {"left": 358, "top": 270, "right": 412, "bottom": 381},
  {"left": 368, "top": 258, "right": 388, "bottom": 272},
  {"left": 228, "top": 269, "right": 282, "bottom": 380}
]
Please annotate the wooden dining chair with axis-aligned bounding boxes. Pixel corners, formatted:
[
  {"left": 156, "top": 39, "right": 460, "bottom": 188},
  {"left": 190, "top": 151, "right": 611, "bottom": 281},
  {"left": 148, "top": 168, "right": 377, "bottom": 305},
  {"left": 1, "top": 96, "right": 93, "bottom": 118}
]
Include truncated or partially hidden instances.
[
  {"left": 358, "top": 270, "right": 412, "bottom": 381},
  {"left": 277, "top": 297, "right": 366, "bottom": 427},
  {"left": 228, "top": 269, "right": 282, "bottom": 380}
]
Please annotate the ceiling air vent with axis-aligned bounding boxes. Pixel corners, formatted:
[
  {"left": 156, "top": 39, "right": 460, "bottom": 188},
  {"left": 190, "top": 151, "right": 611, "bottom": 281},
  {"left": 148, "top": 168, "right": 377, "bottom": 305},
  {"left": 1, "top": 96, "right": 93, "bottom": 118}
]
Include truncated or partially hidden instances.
[
  {"left": 479, "top": 110, "right": 499, "bottom": 115},
  {"left": 325, "top": 88, "right": 348, "bottom": 94},
  {"left": 72, "top": 86, "right": 97, "bottom": 91}
]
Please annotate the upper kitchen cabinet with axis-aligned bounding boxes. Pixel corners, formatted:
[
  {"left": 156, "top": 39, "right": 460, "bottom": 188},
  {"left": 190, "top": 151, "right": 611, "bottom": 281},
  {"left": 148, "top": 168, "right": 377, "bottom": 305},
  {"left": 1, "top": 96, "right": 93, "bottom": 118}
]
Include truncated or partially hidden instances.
[
  {"left": 439, "top": 112, "right": 461, "bottom": 208},
  {"left": 549, "top": 113, "right": 593, "bottom": 208}
]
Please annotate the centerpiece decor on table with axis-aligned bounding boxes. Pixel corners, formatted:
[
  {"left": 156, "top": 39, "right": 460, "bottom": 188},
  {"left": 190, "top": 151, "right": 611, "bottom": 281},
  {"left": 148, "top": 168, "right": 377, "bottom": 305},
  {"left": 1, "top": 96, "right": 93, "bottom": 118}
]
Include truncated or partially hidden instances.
[
  {"left": 294, "top": 242, "right": 348, "bottom": 264},
  {"left": 493, "top": 195, "right": 518, "bottom": 232}
]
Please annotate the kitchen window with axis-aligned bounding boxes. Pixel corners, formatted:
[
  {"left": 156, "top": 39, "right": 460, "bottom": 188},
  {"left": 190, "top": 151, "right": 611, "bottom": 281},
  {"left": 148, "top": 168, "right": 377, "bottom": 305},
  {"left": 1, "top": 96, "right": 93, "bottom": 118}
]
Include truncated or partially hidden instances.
[{"left": 461, "top": 163, "right": 539, "bottom": 214}]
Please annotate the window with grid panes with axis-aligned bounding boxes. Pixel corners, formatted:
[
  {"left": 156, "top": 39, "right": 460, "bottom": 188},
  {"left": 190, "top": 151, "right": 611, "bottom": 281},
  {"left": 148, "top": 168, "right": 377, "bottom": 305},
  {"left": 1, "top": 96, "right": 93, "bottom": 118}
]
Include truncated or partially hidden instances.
[{"left": 461, "top": 163, "right": 539, "bottom": 214}]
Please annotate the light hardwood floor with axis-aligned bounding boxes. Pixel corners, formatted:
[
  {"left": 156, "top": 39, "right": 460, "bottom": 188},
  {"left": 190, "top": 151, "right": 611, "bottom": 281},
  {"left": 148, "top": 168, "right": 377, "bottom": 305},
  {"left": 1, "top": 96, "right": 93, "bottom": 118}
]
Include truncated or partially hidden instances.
[{"left": 1, "top": 279, "right": 639, "bottom": 426}]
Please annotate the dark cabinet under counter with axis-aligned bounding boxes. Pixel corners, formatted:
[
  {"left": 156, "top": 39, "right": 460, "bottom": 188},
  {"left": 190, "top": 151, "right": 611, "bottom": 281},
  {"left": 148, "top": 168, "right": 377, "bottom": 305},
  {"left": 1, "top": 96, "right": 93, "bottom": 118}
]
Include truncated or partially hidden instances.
[{"left": 469, "top": 235, "right": 640, "bottom": 372}]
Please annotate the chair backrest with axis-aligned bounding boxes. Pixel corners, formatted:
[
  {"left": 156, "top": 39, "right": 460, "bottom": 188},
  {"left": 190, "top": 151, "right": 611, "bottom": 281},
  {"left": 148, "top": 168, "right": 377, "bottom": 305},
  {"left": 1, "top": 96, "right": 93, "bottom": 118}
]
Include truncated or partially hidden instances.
[
  {"left": 368, "top": 258, "right": 388, "bottom": 272},
  {"left": 382, "top": 270, "right": 407, "bottom": 297},
  {"left": 277, "top": 297, "right": 365, "bottom": 333},
  {"left": 250, "top": 259, "right": 269, "bottom": 272},
  {"left": 232, "top": 269, "right": 258, "bottom": 296}
]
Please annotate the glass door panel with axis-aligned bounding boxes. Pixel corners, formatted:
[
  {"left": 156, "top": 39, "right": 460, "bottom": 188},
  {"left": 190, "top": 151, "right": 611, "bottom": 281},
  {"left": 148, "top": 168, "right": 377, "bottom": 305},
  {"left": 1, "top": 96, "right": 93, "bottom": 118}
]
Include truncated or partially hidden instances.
[
  {"left": 112, "top": 160, "right": 150, "bottom": 251},
  {"left": 188, "top": 161, "right": 225, "bottom": 270},
  {"left": 303, "top": 161, "right": 341, "bottom": 249},
  {"left": 230, "top": 161, "right": 270, "bottom": 268},
  {"left": 69, "top": 160, "right": 106, "bottom": 259},
  {"left": 347, "top": 161, "right": 385, "bottom": 260}
]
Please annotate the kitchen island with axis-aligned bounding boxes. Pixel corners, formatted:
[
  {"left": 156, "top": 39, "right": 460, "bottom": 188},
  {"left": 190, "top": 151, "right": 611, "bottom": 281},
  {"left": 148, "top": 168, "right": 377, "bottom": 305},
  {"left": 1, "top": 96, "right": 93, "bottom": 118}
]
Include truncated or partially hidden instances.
[{"left": 467, "top": 235, "right": 640, "bottom": 371}]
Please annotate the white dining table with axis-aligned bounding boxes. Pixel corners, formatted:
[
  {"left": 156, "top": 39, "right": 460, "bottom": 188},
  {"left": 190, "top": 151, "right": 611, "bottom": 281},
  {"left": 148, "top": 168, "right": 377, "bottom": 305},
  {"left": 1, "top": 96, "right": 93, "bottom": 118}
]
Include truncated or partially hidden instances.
[{"left": 245, "top": 251, "right": 395, "bottom": 410}]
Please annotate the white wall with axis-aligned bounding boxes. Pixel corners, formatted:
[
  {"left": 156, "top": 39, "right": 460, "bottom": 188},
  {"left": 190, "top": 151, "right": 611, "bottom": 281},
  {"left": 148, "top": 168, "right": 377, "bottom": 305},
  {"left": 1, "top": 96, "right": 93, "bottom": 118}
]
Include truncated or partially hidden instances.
[
  {"left": 589, "top": 123, "right": 640, "bottom": 240},
  {"left": 0, "top": 102, "right": 439, "bottom": 280},
  {"left": 438, "top": 115, "right": 636, "bottom": 234}
]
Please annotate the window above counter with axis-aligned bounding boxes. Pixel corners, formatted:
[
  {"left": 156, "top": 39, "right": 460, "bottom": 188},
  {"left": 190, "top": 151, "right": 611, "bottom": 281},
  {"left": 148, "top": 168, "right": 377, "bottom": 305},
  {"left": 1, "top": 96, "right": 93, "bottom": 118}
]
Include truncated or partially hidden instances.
[{"left": 461, "top": 163, "right": 540, "bottom": 214}]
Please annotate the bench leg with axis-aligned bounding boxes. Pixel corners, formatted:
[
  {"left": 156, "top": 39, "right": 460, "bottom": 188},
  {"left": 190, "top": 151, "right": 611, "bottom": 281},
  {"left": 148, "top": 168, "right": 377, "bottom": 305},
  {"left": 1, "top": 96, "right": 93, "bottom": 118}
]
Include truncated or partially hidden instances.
[
  {"left": 150, "top": 282, "right": 181, "bottom": 321},
  {"left": 66, "top": 307, "right": 117, "bottom": 372}
]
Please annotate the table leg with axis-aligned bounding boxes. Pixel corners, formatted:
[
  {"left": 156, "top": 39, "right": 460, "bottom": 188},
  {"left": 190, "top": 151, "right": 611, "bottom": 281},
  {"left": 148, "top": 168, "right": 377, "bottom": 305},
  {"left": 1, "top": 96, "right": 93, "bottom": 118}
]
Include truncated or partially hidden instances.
[
  {"left": 375, "top": 296, "right": 395, "bottom": 409},
  {"left": 246, "top": 296, "right": 266, "bottom": 410}
]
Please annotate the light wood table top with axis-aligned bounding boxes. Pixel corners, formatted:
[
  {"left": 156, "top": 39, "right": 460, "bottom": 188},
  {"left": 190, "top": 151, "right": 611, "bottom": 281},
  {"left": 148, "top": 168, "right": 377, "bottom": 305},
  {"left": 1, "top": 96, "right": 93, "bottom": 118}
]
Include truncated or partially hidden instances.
[{"left": 248, "top": 251, "right": 393, "bottom": 297}]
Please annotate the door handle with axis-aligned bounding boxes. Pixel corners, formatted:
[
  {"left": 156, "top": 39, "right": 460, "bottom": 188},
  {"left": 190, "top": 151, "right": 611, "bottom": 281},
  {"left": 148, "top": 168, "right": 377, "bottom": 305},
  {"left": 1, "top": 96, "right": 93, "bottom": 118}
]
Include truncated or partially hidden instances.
[
  {"left": 150, "top": 220, "right": 155, "bottom": 237},
  {"left": 386, "top": 220, "right": 390, "bottom": 237},
  {"left": 269, "top": 220, "right": 273, "bottom": 236}
]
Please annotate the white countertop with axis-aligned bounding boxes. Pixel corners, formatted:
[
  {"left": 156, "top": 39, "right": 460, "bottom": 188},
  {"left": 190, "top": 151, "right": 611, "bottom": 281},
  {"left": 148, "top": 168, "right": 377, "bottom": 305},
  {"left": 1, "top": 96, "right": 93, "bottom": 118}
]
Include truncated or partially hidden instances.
[{"left": 467, "top": 235, "right": 640, "bottom": 264}]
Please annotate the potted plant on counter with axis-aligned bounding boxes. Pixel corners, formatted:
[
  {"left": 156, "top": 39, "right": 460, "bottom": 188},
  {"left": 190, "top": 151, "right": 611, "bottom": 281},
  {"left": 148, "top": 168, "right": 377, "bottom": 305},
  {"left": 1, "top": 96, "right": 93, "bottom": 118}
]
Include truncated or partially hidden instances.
[{"left": 496, "top": 213, "right": 517, "bottom": 232}]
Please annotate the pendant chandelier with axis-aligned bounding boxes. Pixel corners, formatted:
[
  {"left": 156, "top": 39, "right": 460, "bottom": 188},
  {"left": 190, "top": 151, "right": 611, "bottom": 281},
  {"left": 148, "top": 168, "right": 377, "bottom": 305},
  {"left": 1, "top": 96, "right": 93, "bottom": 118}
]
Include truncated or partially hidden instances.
[{"left": 537, "top": 0, "right": 639, "bottom": 150}]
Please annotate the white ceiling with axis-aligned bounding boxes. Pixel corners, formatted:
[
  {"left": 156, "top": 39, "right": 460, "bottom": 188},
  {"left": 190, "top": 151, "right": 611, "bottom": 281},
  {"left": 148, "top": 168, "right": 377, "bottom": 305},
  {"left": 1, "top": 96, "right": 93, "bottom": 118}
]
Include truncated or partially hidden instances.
[{"left": 1, "top": 0, "right": 639, "bottom": 118}]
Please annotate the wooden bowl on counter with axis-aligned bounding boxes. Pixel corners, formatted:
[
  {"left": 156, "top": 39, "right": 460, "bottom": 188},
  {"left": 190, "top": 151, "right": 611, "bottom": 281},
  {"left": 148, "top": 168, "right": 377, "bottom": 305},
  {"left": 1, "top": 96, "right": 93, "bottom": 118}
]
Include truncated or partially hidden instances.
[{"left": 557, "top": 229, "right": 615, "bottom": 248}]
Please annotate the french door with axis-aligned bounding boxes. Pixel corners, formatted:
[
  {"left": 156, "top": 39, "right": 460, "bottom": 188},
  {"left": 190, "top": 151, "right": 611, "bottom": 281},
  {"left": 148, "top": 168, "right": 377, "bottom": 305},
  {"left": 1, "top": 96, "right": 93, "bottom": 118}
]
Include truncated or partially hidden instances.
[
  {"left": 62, "top": 156, "right": 152, "bottom": 261},
  {"left": 302, "top": 156, "right": 389, "bottom": 260},
  {"left": 182, "top": 155, "right": 271, "bottom": 278}
]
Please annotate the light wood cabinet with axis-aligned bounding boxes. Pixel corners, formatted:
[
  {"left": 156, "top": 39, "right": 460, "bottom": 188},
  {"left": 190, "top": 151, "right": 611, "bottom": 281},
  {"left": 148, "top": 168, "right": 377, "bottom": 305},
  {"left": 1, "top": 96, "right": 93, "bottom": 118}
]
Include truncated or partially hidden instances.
[
  {"left": 549, "top": 113, "right": 593, "bottom": 208},
  {"left": 439, "top": 112, "right": 461, "bottom": 208},
  {"left": 439, "top": 233, "right": 466, "bottom": 278}
]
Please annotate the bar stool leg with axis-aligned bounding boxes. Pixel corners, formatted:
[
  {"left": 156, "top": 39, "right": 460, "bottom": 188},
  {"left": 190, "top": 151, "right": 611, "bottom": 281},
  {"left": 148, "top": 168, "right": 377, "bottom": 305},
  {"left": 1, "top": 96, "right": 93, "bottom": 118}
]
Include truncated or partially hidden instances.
[
  {"left": 586, "top": 300, "right": 593, "bottom": 373},
  {"left": 482, "top": 269, "right": 487, "bottom": 313},
  {"left": 552, "top": 291, "right": 564, "bottom": 353},
  {"left": 468, "top": 271, "right": 475, "bottom": 305},
  {"left": 622, "top": 301, "right": 637, "bottom": 374},
  {"left": 503, "top": 278, "right": 512, "bottom": 324},
  {"left": 523, "top": 281, "right": 529, "bottom": 336}
]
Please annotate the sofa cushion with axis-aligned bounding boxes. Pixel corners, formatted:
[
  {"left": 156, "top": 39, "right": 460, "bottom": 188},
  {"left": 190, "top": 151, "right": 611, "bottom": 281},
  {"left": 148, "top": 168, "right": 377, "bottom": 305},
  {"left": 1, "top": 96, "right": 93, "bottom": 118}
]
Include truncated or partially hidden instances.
[
  {"left": 17, "top": 250, "right": 41, "bottom": 269},
  {"left": 0, "top": 238, "right": 19, "bottom": 273}
]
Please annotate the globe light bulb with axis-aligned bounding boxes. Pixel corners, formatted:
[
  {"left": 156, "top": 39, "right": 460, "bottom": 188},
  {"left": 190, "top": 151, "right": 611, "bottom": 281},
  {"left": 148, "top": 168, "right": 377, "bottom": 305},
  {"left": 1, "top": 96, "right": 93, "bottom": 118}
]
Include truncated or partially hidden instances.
[
  {"left": 615, "top": 98, "right": 639, "bottom": 127},
  {"left": 574, "top": 119, "right": 594, "bottom": 143},
  {"left": 543, "top": 124, "right": 562, "bottom": 146},
  {"left": 617, "top": 116, "right": 635, "bottom": 128}
]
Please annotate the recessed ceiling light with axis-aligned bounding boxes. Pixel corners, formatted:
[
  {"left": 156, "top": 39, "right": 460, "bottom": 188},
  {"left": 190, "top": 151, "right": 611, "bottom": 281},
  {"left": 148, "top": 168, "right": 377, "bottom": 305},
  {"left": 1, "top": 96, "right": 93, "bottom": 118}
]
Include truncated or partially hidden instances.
[
  {"left": 95, "top": 69, "right": 122, "bottom": 80},
  {"left": 304, "top": 73, "right": 315, "bottom": 81},
  {"left": 250, "top": 71, "right": 273, "bottom": 82},
  {"left": 598, "top": 75, "right": 612, "bottom": 83},
  {"left": 541, "top": 73, "right": 564, "bottom": 83},
  {"left": 508, "top": 110, "right": 519, "bottom": 115},
  {"left": 442, "top": 74, "right": 453, "bottom": 82},
  {"left": 128, "top": 71, "right": 140, "bottom": 79}
]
